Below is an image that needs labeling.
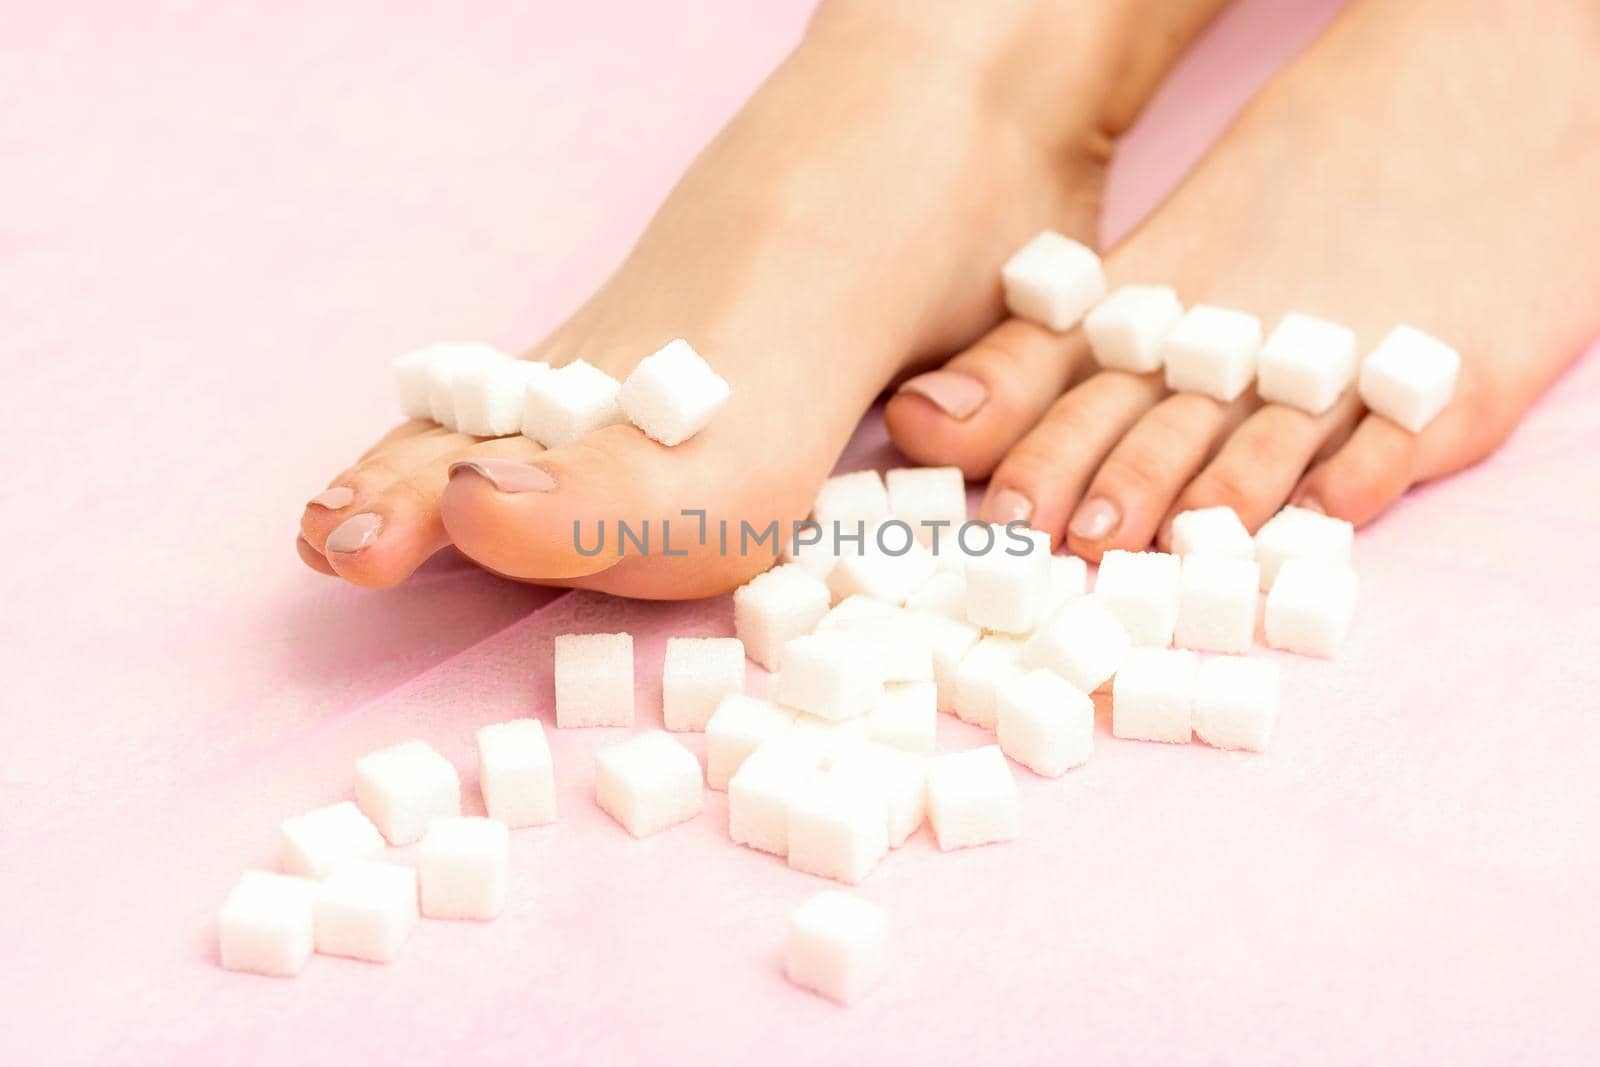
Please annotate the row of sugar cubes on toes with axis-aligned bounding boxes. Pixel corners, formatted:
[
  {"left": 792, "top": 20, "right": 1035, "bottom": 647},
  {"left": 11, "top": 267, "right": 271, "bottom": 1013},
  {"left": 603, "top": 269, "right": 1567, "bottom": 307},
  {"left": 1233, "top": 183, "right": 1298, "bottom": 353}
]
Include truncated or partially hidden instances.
[
  {"left": 1003, "top": 229, "right": 1462, "bottom": 431},
  {"left": 391, "top": 337, "right": 732, "bottom": 446}
]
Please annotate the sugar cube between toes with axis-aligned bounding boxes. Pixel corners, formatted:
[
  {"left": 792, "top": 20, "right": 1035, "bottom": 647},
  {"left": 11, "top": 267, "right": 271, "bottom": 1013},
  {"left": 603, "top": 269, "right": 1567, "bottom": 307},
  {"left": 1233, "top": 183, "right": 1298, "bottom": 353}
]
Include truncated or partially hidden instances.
[
  {"left": 218, "top": 871, "right": 319, "bottom": 977},
  {"left": 313, "top": 861, "right": 418, "bottom": 964},
  {"left": 1095, "top": 549, "right": 1181, "bottom": 647},
  {"left": 594, "top": 731, "right": 704, "bottom": 838},
  {"left": 786, "top": 772, "right": 891, "bottom": 884},
  {"left": 885, "top": 466, "right": 967, "bottom": 550},
  {"left": 1000, "top": 230, "right": 1106, "bottom": 332},
  {"left": 420, "top": 342, "right": 507, "bottom": 428},
  {"left": 454, "top": 355, "right": 549, "bottom": 437},
  {"left": 521, "top": 358, "right": 626, "bottom": 448},
  {"left": 996, "top": 669, "right": 1094, "bottom": 777},
  {"left": 354, "top": 740, "right": 462, "bottom": 846},
  {"left": 1170, "top": 506, "right": 1254, "bottom": 561},
  {"left": 774, "top": 632, "right": 885, "bottom": 721},
  {"left": 279, "top": 801, "right": 386, "bottom": 879},
  {"left": 476, "top": 718, "right": 557, "bottom": 828},
  {"left": 417, "top": 816, "right": 509, "bottom": 920},
  {"left": 1254, "top": 505, "right": 1353, "bottom": 591},
  {"left": 1085, "top": 284, "right": 1184, "bottom": 373},
  {"left": 924, "top": 745, "right": 1019, "bottom": 851},
  {"left": 734, "top": 564, "right": 831, "bottom": 671},
  {"left": 784, "top": 890, "right": 890, "bottom": 1005},
  {"left": 662, "top": 636, "right": 746, "bottom": 732},
  {"left": 392, "top": 347, "right": 441, "bottom": 420},
  {"left": 1256, "top": 313, "right": 1357, "bottom": 415},
  {"left": 553, "top": 632, "right": 634, "bottom": 727},
  {"left": 617, "top": 338, "right": 731, "bottom": 446},
  {"left": 1358, "top": 325, "right": 1461, "bottom": 433},
  {"left": 705, "top": 694, "right": 798, "bottom": 791},
  {"left": 1174, "top": 556, "right": 1261, "bottom": 654},
  {"left": 1192, "top": 655, "right": 1279, "bottom": 752},
  {"left": 1161, "top": 305, "right": 1263, "bottom": 402},
  {"left": 1022, "top": 594, "right": 1131, "bottom": 693},
  {"left": 1264, "top": 559, "right": 1358, "bottom": 658},
  {"left": 1111, "top": 648, "right": 1198, "bottom": 743}
]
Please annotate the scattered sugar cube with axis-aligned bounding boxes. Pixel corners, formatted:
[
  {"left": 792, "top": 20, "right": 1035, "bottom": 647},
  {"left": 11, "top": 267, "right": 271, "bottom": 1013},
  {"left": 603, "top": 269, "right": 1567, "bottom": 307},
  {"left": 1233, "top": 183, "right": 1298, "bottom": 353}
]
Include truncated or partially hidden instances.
[
  {"left": 553, "top": 632, "right": 634, "bottom": 727},
  {"left": 1170, "top": 505, "right": 1254, "bottom": 560},
  {"left": 811, "top": 470, "right": 891, "bottom": 531},
  {"left": 1000, "top": 230, "right": 1106, "bottom": 332},
  {"left": 964, "top": 524, "right": 1052, "bottom": 634},
  {"left": 1256, "top": 313, "right": 1358, "bottom": 415},
  {"left": 995, "top": 669, "right": 1094, "bottom": 777},
  {"left": 313, "top": 861, "right": 419, "bottom": 964},
  {"left": 827, "top": 523, "right": 939, "bottom": 607},
  {"left": 1254, "top": 505, "right": 1354, "bottom": 591},
  {"left": 662, "top": 636, "right": 747, "bottom": 732},
  {"left": 728, "top": 736, "right": 826, "bottom": 856},
  {"left": 454, "top": 356, "right": 549, "bottom": 437},
  {"left": 1095, "top": 549, "right": 1182, "bottom": 647},
  {"left": 734, "top": 564, "right": 831, "bottom": 671},
  {"left": 865, "top": 681, "right": 938, "bottom": 755},
  {"left": 476, "top": 718, "right": 557, "bottom": 828},
  {"left": 218, "top": 871, "right": 318, "bottom": 977},
  {"left": 906, "top": 612, "right": 982, "bottom": 713},
  {"left": 594, "top": 730, "right": 704, "bottom": 838},
  {"left": 417, "top": 816, "right": 509, "bottom": 920},
  {"left": 617, "top": 338, "right": 732, "bottom": 446},
  {"left": 521, "top": 358, "right": 626, "bottom": 448},
  {"left": 815, "top": 594, "right": 899, "bottom": 631},
  {"left": 904, "top": 569, "right": 967, "bottom": 620},
  {"left": 1111, "top": 648, "right": 1198, "bottom": 744},
  {"left": 1192, "top": 655, "right": 1279, "bottom": 752},
  {"left": 954, "top": 634, "right": 1027, "bottom": 730},
  {"left": 420, "top": 343, "right": 506, "bottom": 428},
  {"left": 1161, "top": 305, "right": 1263, "bottom": 402},
  {"left": 924, "top": 745, "right": 1020, "bottom": 851},
  {"left": 786, "top": 772, "right": 891, "bottom": 884},
  {"left": 1022, "top": 594, "right": 1131, "bottom": 693},
  {"left": 1264, "top": 559, "right": 1358, "bottom": 658},
  {"left": 780, "top": 523, "right": 844, "bottom": 581},
  {"left": 354, "top": 740, "right": 462, "bottom": 847},
  {"left": 830, "top": 742, "right": 927, "bottom": 847},
  {"left": 279, "top": 801, "right": 385, "bottom": 880},
  {"left": 885, "top": 467, "right": 967, "bottom": 549},
  {"left": 784, "top": 890, "right": 890, "bottom": 1005},
  {"left": 774, "top": 632, "right": 885, "bottom": 721},
  {"left": 1038, "top": 553, "right": 1090, "bottom": 620},
  {"left": 1174, "top": 556, "right": 1261, "bottom": 654},
  {"left": 828, "top": 608, "right": 934, "bottom": 684},
  {"left": 392, "top": 347, "right": 441, "bottom": 420},
  {"left": 705, "top": 694, "right": 798, "bottom": 791},
  {"left": 789, "top": 713, "right": 870, "bottom": 764},
  {"left": 1358, "top": 325, "right": 1461, "bottom": 433},
  {"left": 1084, "top": 284, "right": 1184, "bottom": 373}
]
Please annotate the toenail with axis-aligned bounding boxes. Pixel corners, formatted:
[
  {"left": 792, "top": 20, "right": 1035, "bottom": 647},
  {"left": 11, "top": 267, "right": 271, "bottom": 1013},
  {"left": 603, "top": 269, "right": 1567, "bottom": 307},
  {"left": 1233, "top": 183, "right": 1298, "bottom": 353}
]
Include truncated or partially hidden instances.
[
  {"left": 326, "top": 512, "right": 383, "bottom": 554},
  {"left": 449, "top": 459, "right": 558, "bottom": 493},
  {"left": 308, "top": 486, "right": 354, "bottom": 510},
  {"left": 1294, "top": 495, "right": 1325, "bottom": 514},
  {"left": 983, "top": 487, "right": 1034, "bottom": 525},
  {"left": 897, "top": 371, "right": 988, "bottom": 420},
  {"left": 1069, "top": 496, "right": 1120, "bottom": 542}
]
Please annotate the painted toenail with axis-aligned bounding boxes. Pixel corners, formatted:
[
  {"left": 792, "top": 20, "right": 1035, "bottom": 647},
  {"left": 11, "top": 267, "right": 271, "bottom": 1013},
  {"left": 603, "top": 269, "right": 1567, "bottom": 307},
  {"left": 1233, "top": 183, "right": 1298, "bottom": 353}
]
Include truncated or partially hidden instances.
[
  {"left": 449, "top": 459, "right": 558, "bottom": 493},
  {"left": 1069, "top": 497, "right": 1120, "bottom": 542},
  {"left": 897, "top": 371, "right": 988, "bottom": 420},
  {"left": 326, "top": 512, "right": 383, "bottom": 554},
  {"left": 983, "top": 488, "right": 1034, "bottom": 525},
  {"left": 308, "top": 486, "right": 354, "bottom": 510}
]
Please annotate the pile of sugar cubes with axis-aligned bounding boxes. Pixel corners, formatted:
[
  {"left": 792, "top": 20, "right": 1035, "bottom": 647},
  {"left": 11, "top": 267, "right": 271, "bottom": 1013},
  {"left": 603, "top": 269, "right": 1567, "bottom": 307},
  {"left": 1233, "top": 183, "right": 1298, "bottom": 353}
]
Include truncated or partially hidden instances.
[{"left": 392, "top": 336, "right": 732, "bottom": 447}]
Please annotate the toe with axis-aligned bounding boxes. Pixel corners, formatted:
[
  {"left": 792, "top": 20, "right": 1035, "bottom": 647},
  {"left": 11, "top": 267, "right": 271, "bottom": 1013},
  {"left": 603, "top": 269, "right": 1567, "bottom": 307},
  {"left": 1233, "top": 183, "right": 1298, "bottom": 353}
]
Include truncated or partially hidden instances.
[
  {"left": 295, "top": 535, "right": 336, "bottom": 576},
  {"left": 299, "top": 425, "right": 470, "bottom": 556},
  {"left": 1290, "top": 413, "right": 1420, "bottom": 526}
]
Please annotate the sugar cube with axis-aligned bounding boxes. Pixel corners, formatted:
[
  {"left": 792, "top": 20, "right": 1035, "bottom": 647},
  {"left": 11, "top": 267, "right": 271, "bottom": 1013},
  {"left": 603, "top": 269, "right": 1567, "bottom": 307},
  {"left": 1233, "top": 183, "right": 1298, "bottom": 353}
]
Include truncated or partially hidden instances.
[
  {"left": 906, "top": 612, "right": 981, "bottom": 713},
  {"left": 1000, "top": 230, "right": 1106, "bottom": 332},
  {"left": 964, "top": 524, "right": 1052, "bottom": 634},
  {"left": 728, "top": 736, "right": 825, "bottom": 855},
  {"left": 1256, "top": 313, "right": 1357, "bottom": 415},
  {"left": 1095, "top": 549, "right": 1181, "bottom": 647},
  {"left": 617, "top": 338, "right": 731, "bottom": 446},
  {"left": 774, "top": 632, "right": 885, "bottom": 721},
  {"left": 865, "top": 681, "right": 938, "bottom": 755},
  {"left": 476, "top": 718, "right": 557, "bottom": 828},
  {"left": 784, "top": 890, "right": 890, "bottom": 1005},
  {"left": 734, "top": 564, "right": 831, "bottom": 671},
  {"left": 417, "top": 816, "right": 509, "bottom": 920},
  {"left": 789, "top": 713, "right": 870, "bottom": 763},
  {"left": 662, "top": 636, "right": 746, "bottom": 732},
  {"left": 811, "top": 470, "right": 891, "bottom": 531},
  {"left": 995, "top": 669, "right": 1094, "bottom": 777},
  {"left": 1161, "top": 305, "right": 1263, "bottom": 402},
  {"left": 454, "top": 356, "right": 550, "bottom": 437},
  {"left": 1084, "top": 284, "right": 1184, "bottom": 373},
  {"left": 705, "top": 694, "right": 797, "bottom": 791},
  {"left": 313, "top": 861, "right": 418, "bottom": 964},
  {"left": 786, "top": 772, "right": 891, "bottom": 884},
  {"left": 816, "top": 594, "right": 899, "bottom": 631},
  {"left": 830, "top": 742, "right": 927, "bottom": 847},
  {"left": 279, "top": 801, "right": 386, "bottom": 880},
  {"left": 418, "top": 343, "right": 506, "bottom": 428},
  {"left": 1170, "top": 505, "right": 1254, "bottom": 560},
  {"left": 903, "top": 569, "right": 966, "bottom": 620},
  {"left": 924, "top": 745, "right": 1019, "bottom": 851},
  {"left": 885, "top": 467, "right": 967, "bottom": 549},
  {"left": 553, "top": 632, "right": 634, "bottom": 727},
  {"left": 594, "top": 730, "right": 704, "bottom": 838},
  {"left": 1111, "top": 648, "right": 1197, "bottom": 743},
  {"left": 780, "top": 522, "right": 844, "bottom": 580},
  {"left": 954, "top": 634, "right": 1027, "bottom": 729},
  {"left": 1358, "top": 324, "right": 1461, "bottom": 433},
  {"left": 1192, "top": 655, "right": 1279, "bottom": 752},
  {"left": 354, "top": 740, "right": 461, "bottom": 846},
  {"left": 827, "top": 608, "right": 934, "bottom": 684},
  {"left": 1038, "top": 554, "right": 1090, "bottom": 620},
  {"left": 218, "top": 871, "right": 318, "bottom": 977},
  {"left": 392, "top": 346, "right": 440, "bottom": 420},
  {"left": 1264, "top": 559, "right": 1358, "bottom": 658},
  {"left": 827, "top": 523, "right": 939, "bottom": 607},
  {"left": 1022, "top": 593, "right": 1131, "bottom": 693},
  {"left": 521, "top": 358, "right": 626, "bottom": 448},
  {"left": 1174, "top": 555, "right": 1261, "bottom": 654},
  {"left": 1254, "top": 505, "right": 1353, "bottom": 591}
]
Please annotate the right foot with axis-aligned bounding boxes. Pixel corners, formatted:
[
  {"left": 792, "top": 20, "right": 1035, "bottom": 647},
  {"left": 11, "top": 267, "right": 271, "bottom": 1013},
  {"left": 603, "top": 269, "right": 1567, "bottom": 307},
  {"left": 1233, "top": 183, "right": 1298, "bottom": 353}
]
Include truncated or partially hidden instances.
[{"left": 296, "top": 0, "right": 1228, "bottom": 596}]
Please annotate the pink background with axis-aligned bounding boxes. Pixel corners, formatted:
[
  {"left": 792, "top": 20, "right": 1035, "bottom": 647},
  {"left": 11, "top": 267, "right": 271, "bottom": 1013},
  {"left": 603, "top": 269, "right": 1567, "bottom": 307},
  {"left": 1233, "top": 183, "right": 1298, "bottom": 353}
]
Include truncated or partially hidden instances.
[{"left": 4, "top": 1, "right": 1597, "bottom": 1063}]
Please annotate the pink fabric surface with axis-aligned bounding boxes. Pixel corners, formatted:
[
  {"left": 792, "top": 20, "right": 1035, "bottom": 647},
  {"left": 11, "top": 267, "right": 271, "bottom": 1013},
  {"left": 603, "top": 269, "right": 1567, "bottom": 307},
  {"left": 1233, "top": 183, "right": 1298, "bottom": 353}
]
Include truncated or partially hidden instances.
[{"left": 4, "top": 1, "right": 1597, "bottom": 1063}]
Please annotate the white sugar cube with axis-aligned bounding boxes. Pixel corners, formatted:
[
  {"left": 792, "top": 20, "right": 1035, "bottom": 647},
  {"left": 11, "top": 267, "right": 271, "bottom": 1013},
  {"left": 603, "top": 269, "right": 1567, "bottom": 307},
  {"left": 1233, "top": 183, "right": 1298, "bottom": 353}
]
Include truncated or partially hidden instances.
[
  {"left": 784, "top": 890, "right": 890, "bottom": 1005},
  {"left": 780, "top": 523, "right": 844, "bottom": 580},
  {"left": 789, "top": 713, "right": 870, "bottom": 763},
  {"left": 924, "top": 745, "right": 1019, "bottom": 851},
  {"left": 904, "top": 569, "right": 966, "bottom": 620},
  {"left": 553, "top": 632, "right": 634, "bottom": 727},
  {"left": 734, "top": 564, "right": 831, "bottom": 671},
  {"left": 1257, "top": 313, "right": 1357, "bottom": 415},
  {"left": 774, "top": 632, "right": 885, "bottom": 721},
  {"left": 995, "top": 669, "right": 1094, "bottom": 777},
  {"left": 828, "top": 608, "right": 934, "bottom": 684},
  {"left": 964, "top": 524, "right": 1052, "bottom": 634},
  {"left": 1170, "top": 506, "right": 1254, "bottom": 560},
  {"left": 392, "top": 347, "right": 441, "bottom": 420},
  {"left": 1038, "top": 554, "right": 1090, "bottom": 620},
  {"left": 218, "top": 871, "right": 318, "bottom": 977},
  {"left": 885, "top": 467, "right": 967, "bottom": 549},
  {"left": 1162, "top": 305, "right": 1263, "bottom": 402},
  {"left": 1095, "top": 550, "right": 1181, "bottom": 647},
  {"left": 1111, "top": 648, "right": 1197, "bottom": 743},
  {"left": 811, "top": 470, "right": 891, "bottom": 531},
  {"left": 815, "top": 594, "right": 899, "bottom": 631},
  {"left": 1254, "top": 505, "right": 1353, "bottom": 591},
  {"left": 827, "top": 524, "right": 939, "bottom": 607},
  {"left": 1358, "top": 325, "right": 1461, "bottom": 433},
  {"left": 865, "top": 681, "right": 938, "bottom": 755},
  {"left": 907, "top": 612, "right": 982, "bottom": 713},
  {"left": 1000, "top": 230, "right": 1106, "bottom": 332},
  {"left": 954, "top": 634, "right": 1027, "bottom": 730},
  {"left": 786, "top": 772, "right": 891, "bottom": 884},
  {"left": 1264, "top": 559, "right": 1358, "bottom": 658},
  {"left": 705, "top": 694, "right": 798, "bottom": 791},
  {"left": 476, "top": 718, "right": 557, "bottom": 828},
  {"left": 417, "top": 343, "right": 506, "bottom": 428},
  {"left": 728, "top": 736, "right": 826, "bottom": 855},
  {"left": 617, "top": 338, "right": 731, "bottom": 446},
  {"left": 453, "top": 354, "right": 548, "bottom": 437},
  {"left": 521, "top": 358, "right": 626, "bottom": 448},
  {"left": 417, "top": 816, "right": 509, "bottom": 920},
  {"left": 662, "top": 636, "right": 746, "bottom": 732},
  {"left": 830, "top": 742, "right": 927, "bottom": 847},
  {"left": 1022, "top": 594, "right": 1131, "bottom": 693},
  {"left": 1192, "top": 655, "right": 1279, "bottom": 752},
  {"left": 1174, "top": 556, "right": 1261, "bottom": 654},
  {"left": 313, "top": 861, "right": 418, "bottom": 964},
  {"left": 279, "top": 801, "right": 385, "bottom": 880},
  {"left": 594, "top": 730, "right": 704, "bottom": 838},
  {"left": 354, "top": 740, "right": 461, "bottom": 846},
  {"left": 1084, "top": 284, "right": 1184, "bottom": 373}
]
